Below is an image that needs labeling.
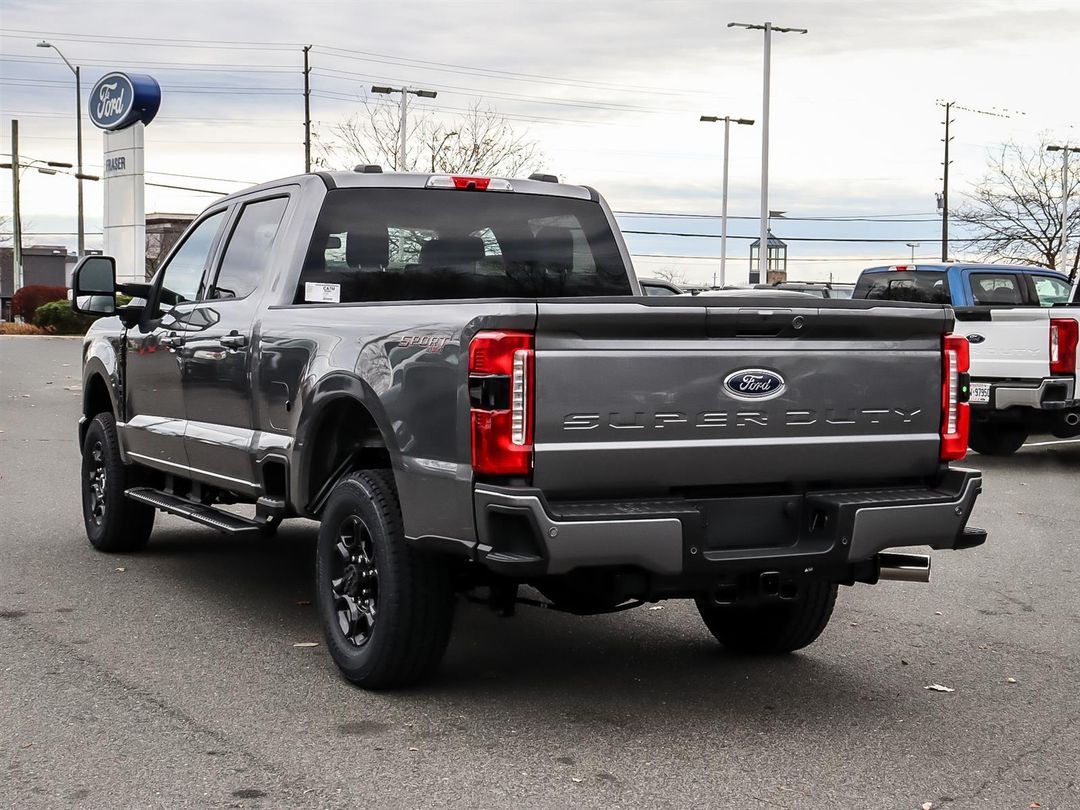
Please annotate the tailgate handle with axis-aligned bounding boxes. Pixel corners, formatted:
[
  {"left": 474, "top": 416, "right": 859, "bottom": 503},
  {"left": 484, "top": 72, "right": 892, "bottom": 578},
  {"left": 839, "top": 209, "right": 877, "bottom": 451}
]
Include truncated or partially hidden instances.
[{"left": 735, "top": 308, "right": 797, "bottom": 337}]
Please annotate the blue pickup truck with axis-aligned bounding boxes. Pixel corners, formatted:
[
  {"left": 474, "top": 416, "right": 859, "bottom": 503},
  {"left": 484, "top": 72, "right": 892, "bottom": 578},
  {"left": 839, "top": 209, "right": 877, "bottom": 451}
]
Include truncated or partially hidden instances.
[
  {"left": 854, "top": 263, "right": 1079, "bottom": 454},
  {"left": 853, "top": 263, "right": 1072, "bottom": 308}
]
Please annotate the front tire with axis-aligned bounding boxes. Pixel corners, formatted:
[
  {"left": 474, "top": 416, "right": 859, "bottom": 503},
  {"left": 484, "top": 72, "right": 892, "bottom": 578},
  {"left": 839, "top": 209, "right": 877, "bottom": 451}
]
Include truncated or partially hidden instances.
[
  {"left": 968, "top": 420, "right": 1028, "bottom": 456},
  {"left": 81, "top": 412, "right": 155, "bottom": 552},
  {"left": 315, "top": 470, "right": 455, "bottom": 689},
  {"left": 696, "top": 581, "right": 838, "bottom": 654}
]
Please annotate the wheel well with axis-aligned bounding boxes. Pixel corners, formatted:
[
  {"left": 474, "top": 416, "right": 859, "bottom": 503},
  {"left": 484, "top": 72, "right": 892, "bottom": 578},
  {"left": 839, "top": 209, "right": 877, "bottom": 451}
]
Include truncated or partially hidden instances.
[
  {"left": 80, "top": 374, "right": 114, "bottom": 447},
  {"left": 84, "top": 374, "right": 112, "bottom": 420},
  {"left": 306, "top": 397, "right": 390, "bottom": 508}
]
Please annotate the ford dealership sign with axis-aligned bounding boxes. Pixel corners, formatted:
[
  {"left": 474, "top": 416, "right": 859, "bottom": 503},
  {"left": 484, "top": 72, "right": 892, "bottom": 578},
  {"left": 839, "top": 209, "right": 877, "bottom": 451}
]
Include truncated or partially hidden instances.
[{"left": 89, "top": 72, "right": 161, "bottom": 130}]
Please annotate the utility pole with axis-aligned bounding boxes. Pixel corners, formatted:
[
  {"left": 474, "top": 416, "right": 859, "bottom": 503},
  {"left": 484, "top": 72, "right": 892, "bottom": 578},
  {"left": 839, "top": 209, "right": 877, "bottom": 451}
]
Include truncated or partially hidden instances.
[
  {"left": 303, "top": 45, "right": 312, "bottom": 173},
  {"left": 1047, "top": 144, "right": 1080, "bottom": 272},
  {"left": 939, "top": 100, "right": 953, "bottom": 262},
  {"left": 10, "top": 119, "right": 23, "bottom": 294},
  {"left": 729, "top": 21, "right": 806, "bottom": 282},
  {"left": 700, "top": 115, "right": 754, "bottom": 287},
  {"left": 371, "top": 86, "right": 438, "bottom": 171}
]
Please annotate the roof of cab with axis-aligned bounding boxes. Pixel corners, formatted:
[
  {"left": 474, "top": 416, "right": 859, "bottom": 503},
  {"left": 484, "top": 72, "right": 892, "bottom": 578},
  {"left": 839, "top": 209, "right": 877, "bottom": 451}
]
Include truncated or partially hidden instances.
[
  {"left": 862, "top": 262, "right": 1058, "bottom": 275},
  {"left": 215, "top": 170, "right": 596, "bottom": 204}
]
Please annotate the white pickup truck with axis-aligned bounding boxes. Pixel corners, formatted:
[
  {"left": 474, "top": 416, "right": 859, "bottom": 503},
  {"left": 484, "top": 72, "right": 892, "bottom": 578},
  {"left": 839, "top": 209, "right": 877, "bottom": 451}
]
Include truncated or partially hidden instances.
[{"left": 854, "top": 263, "right": 1080, "bottom": 455}]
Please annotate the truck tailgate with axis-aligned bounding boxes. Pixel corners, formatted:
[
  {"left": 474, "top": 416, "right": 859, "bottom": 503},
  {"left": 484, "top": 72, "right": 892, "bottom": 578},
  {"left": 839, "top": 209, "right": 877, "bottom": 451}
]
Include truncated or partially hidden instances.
[
  {"left": 532, "top": 300, "right": 949, "bottom": 496},
  {"left": 955, "top": 307, "right": 1050, "bottom": 380}
]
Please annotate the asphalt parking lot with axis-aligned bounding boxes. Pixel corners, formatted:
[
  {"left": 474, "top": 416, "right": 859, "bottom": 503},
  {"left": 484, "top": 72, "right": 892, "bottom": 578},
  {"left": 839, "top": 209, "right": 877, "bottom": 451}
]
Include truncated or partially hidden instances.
[{"left": 1, "top": 335, "right": 1078, "bottom": 810}]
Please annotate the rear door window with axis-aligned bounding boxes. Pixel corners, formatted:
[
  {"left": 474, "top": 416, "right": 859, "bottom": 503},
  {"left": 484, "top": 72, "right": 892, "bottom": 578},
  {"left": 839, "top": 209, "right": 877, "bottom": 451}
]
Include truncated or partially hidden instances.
[
  {"left": 854, "top": 271, "right": 951, "bottom": 304},
  {"left": 296, "top": 188, "right": 631, "bottom": 303},
  {"left": 1031, "top": 274, "right": 1072, "bottom": 307},
  {"left": 969, "top": 273, "right": 1024, "bottom": 306}
]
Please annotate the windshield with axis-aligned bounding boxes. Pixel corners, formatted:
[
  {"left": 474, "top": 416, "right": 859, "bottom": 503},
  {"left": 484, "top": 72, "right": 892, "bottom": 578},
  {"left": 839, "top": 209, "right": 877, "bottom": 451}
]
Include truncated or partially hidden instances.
[
  {"left": 854, "top": 271, "right": 951, "bottom": 304},
  {"left": 296, "top": 188, "right": 632, "bottom": 303}
]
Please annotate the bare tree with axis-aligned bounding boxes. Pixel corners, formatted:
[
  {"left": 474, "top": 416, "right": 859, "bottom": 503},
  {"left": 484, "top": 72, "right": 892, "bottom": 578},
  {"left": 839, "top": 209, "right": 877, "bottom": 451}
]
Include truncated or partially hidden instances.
[
  {"left": 316, "top": 97, "right": 543, "bottom": 177},
  {"left": 653, "top": 267, "right": 688, "bottom": 286},
  {"left": 954, "top": 138, "right": 1080, "bottom": 279}
]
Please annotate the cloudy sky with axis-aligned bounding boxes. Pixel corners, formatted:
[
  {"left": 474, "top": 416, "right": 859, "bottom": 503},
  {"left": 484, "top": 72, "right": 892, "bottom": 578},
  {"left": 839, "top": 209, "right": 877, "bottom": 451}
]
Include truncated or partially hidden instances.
[{"left": 2, "top": 0, "right": 1079, "bottom": 284}]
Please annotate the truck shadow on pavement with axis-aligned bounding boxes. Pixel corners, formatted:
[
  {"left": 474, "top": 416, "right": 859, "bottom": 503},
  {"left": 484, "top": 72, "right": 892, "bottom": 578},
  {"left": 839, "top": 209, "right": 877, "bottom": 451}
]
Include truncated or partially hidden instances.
[
  {"left": 137, "top": 522, "right": 890, "bottom": 728},
  {"left": 968, "top": 441, "right": 1080, "bottom": 472}
]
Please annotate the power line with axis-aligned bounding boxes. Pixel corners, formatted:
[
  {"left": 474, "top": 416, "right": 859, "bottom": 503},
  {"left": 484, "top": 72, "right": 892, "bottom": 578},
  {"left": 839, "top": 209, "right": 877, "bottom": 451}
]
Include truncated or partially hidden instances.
[
  {"left": 622, "top": 230, "right": 947, "bottom": 243},
  {"left": 1, "top": 28, "right": 708, "bottom": 96},
  {"left": 632, "top": 252, "right": 943, "bottom": 262},
  {"left": 616, "top": 210, "right": 943, "bottom": 222}
]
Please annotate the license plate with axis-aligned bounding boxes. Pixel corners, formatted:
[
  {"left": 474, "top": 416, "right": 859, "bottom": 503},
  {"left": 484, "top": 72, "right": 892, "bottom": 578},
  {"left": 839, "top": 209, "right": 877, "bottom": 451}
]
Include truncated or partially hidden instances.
[{"left": 969, "top": 382, "right": 991, "bottom": 405}]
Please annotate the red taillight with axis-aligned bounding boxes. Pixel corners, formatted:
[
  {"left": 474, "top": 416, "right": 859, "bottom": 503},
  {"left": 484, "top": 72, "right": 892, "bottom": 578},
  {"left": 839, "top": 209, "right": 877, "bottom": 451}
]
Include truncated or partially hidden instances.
[
  {"left": 1050, "top": 318, "right": 1078, "bottom": 375},
  {"left": 940, "top": 333, "right": 970, "bottom": 461},
  {"left": 469, "top": 330, "right": 534, "bottom": 475}
]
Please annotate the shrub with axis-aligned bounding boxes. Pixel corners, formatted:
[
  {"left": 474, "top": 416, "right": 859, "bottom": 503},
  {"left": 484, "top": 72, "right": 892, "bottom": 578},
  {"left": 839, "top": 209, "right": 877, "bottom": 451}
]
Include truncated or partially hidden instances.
[
  {"left": 12, "top": 285, "right": 68, "bottom": 322},
  {"left": 0, "top": 321, "right": 50, "bottom": 335},
  {"left": 32, "top": 300, "right": 96, "bottom": 335}
]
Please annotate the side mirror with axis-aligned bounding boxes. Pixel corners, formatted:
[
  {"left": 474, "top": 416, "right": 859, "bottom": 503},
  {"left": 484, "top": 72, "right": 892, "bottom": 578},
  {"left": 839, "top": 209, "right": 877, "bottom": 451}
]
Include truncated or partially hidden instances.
[{"left": 71, "top": 255, "right": 117, "bottom": 316}]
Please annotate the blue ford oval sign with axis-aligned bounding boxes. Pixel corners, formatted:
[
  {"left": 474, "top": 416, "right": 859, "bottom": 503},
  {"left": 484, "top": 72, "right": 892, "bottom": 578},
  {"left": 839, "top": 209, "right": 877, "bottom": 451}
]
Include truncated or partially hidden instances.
[
  {"left": 723, "top": 368, "right": 786, "bottom": 401},
  {"left": 89, "top": 72, "right": 161, "bottom": 131}
]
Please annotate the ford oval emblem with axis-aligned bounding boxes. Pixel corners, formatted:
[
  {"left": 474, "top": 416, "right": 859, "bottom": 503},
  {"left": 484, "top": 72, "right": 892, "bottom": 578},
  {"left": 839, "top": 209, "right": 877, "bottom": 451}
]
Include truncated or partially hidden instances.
[
  {"left": 723, "top": 368, "right": 786, "bottom": 401},
  {"left": 966, "top": 333, "right": 986, "bottom": 344},
  {"left": 89, "top": 72, "right": 162, "bottom": 131}
]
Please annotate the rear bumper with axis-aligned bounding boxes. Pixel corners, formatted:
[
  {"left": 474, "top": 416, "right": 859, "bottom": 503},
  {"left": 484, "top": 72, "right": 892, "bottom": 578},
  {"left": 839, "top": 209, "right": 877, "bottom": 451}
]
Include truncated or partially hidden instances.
[
  {"left": 473, "top": 468, "right": 984, "bottom": 578},
  {"left": 972, "top": 376, "right": 1077, "bottom": 411}
]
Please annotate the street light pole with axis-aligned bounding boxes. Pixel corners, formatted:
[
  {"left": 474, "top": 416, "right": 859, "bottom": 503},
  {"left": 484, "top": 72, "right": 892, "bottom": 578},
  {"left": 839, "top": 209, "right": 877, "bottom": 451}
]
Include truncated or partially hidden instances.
[
  {"left": 906, "top": 242, "right": 920, "bottom": 263},
  {"left": 37, "top": 41, "right": 84, "bottom": 256},
  {"left": 729, "top": 21, "right": 806, "bottom": 281},
  {"left": 1047, "top": 145, "right": 1080, "bottom": 273},
  {"left": 700, "top": 115, "right": 754, "bottom": 287},
  {"left": 371, "top": 86, "right": 438, "bottom": 171}
]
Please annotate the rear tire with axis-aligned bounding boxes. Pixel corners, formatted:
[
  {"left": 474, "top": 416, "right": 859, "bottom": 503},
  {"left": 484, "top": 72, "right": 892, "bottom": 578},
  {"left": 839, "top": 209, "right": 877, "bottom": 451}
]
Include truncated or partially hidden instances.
[
  {"left": 696, "top": 581, "right": 838, "bottom": 654},
  {"left": 968, "top": 420, "right": 1028, "bottom": 456},
  {"left": 81, "top": 413, "right": 155, "bottom": 552},
  {"left": 315, "top": 470, "right": 455, "bottom": 689}
]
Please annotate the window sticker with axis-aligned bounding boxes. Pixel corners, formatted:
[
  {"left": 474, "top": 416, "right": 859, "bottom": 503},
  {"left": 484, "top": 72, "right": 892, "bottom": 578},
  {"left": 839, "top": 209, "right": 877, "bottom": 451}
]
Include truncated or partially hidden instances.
[{"left": 305, "top": 282, "right": 341, "bottom": 303}]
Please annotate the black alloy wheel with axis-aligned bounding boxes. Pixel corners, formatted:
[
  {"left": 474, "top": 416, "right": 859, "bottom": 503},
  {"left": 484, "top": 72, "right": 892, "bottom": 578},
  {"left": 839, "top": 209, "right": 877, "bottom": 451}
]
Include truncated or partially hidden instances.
[
  {"left": 315, "top": 470, "right": 455, "bottom": 689},
  {"left": 80, "top": 412, "right": 155, "bottom": 552},
  {"left": 330, "top": 515, "right": 379, "bottom": 647}
]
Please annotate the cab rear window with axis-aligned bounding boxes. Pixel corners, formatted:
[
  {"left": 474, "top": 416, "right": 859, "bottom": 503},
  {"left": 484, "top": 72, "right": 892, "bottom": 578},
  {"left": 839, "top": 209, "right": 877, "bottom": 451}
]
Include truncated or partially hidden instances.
[
  {"left": 854, "top": 271, "right": 951, "bottom": 304},
  {"left": 295, "top": 188, "right": 631, "bottom": 303}
]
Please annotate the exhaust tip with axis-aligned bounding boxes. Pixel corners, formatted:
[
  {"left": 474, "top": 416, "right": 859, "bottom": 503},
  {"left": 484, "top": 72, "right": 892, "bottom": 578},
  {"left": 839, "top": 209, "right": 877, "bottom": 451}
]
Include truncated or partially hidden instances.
[{"left": 877, "top": 552, "right": 931, "bottom": 583}]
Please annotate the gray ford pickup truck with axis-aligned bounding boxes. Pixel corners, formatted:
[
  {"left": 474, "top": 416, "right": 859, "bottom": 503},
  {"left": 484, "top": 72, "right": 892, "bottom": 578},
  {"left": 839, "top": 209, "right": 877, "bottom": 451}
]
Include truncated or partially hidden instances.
[{"left": 72, "top": 169, "right": 986, "bottom": 689}]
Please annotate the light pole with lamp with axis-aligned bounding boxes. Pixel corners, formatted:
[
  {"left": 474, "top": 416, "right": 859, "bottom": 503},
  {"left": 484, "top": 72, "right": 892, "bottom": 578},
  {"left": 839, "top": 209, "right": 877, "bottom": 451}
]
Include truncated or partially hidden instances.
[
  {"left": 728, "top": 21, "right": 806, "bottom": 282},
  {"left": 370, "top": 86, "right": 438, "bottom": 171},
  {"left": 37, "top": 40, "right": 85, "bottom": 257},
  {"left": 700, "top": 115, "right": 754, "bottom": 287},
  {"left": 906, "top": 242, "right": 920, "bottom": 263}
]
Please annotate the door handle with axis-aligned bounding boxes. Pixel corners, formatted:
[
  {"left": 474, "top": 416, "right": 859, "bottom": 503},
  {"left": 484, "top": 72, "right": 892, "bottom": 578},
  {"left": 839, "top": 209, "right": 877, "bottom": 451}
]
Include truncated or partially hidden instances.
[
  {"left": 159, "top": 333, "right": 182, "bottom": 349},
  {"left": 220, "top": 332, "right": 248, "bottom": 349}
]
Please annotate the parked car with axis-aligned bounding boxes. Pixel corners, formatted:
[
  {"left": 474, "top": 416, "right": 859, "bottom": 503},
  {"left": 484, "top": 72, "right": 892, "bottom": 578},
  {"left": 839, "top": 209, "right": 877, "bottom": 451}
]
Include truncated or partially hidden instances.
[
  {"left": 639, "top": 277, "right": 684, "bottom": 296},
  {"left": 71, "top": 171, "right": 985, "bottom": 689},
  {"left": 753, "top": 282, "right": 854, "bottom": 299},
  {"left": 854, "top": 263, "right": 1080, "bottom": 454}
]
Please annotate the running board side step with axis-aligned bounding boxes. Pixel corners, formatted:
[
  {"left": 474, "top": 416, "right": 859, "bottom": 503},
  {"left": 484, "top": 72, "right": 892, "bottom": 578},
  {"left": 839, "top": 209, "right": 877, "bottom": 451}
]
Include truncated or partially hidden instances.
[{"left": 125, "top": 487, "right": 263, "bottom": 535}]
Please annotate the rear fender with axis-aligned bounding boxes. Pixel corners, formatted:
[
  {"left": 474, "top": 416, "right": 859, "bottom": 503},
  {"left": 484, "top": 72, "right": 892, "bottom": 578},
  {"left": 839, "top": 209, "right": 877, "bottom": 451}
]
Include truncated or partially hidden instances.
[{"left": 292, "top": 372, "right": 400, "bottom": 514}]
